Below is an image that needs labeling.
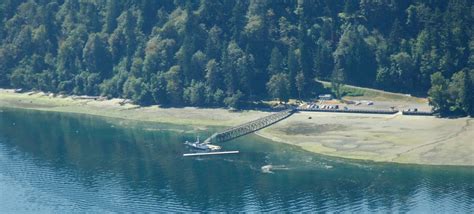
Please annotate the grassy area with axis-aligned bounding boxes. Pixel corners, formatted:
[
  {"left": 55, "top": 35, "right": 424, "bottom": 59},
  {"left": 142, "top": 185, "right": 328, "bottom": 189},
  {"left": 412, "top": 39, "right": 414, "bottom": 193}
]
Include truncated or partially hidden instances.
[{"left": 318, "top": 80, "right": 426, "bottom": 103}]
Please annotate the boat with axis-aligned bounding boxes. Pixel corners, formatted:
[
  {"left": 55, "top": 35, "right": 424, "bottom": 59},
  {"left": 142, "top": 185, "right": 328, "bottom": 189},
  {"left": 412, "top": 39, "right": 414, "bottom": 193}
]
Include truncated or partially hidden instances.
[{"left": 184, "top": 136, "right": 221, "bottom": 151}]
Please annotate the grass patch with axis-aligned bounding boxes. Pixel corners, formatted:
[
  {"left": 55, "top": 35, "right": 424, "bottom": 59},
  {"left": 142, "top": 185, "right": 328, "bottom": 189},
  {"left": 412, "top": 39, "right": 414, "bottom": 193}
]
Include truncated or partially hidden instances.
[{"left": 318, "top": 80, "right": 426, "bottom": 103}]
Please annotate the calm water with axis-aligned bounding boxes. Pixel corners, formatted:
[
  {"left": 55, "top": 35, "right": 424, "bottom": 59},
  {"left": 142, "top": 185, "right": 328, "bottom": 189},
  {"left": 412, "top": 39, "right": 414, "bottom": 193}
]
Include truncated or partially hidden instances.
[{"left": 0, "top": 108, "right": 473, "bottom": 212}]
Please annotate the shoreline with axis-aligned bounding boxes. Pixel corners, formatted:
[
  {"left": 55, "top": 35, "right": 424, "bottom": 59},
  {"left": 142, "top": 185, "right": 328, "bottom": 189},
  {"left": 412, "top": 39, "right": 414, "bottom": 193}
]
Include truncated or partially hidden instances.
[
  {"left": 1, "top": 89, "right": 473, "bottom": 166},
  {"left": 257, "top": 111, "right": 473, "bottom": 166}
]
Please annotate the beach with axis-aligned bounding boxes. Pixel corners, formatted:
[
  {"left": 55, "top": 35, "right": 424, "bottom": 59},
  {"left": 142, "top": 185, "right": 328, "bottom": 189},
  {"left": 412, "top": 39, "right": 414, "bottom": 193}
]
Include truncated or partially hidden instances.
[
  {"left": 257, "top": 111, "right": 473, "bottom": 166},
  {"left": 1, "top": 89, "right": 472, "bottom": 166}
]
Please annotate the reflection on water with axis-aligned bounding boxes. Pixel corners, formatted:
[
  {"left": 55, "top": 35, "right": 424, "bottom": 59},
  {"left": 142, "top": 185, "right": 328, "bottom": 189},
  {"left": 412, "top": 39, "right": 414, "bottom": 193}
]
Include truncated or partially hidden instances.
[{"left": 0, "top": 108, "right": 473, "bottom": 212}]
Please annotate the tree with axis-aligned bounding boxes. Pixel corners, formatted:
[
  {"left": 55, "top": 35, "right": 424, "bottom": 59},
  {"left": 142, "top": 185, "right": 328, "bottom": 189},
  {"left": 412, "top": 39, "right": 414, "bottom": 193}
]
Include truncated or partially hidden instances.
[
  {"left": 287, "top": 45, "right": 299, "bottom": 97},
  {"left": 331, "top": 66, "right": 345, "bottom": 99},
  {"left": 149, "top": 73, "right": 167, "bottom": 105},
  {"left": 205, "top": 59, "right": 221, "bottom": 90},
  {"left": 447, "top": 70, "right": 466, "bottom": 114},
  {"left": 224, "top": 90, "right": 244, "bottom": 109},
  {"left": 165, "top": 65, "right": 183, "bottom": 105},
  {"left": 464, "top": 70, "right": 474, "bottom": 116},
  {"left": 104, "top": 0, "right": 119, "bottom": 33},
  {"left": 389, "top": 52, "right": 416, "bottom": 92},
  {"left": 213, "top": 89, "right": 225, "bottom": 106},
  {"left": 0, "top": 0, "right": 472, "bottom": 112},
  {"left": 333, "top": 25, "right": 376, "bottom": 87},
  {"left": 266, "top": 73, "right": 290, "bottom": 103},
  {"left": 205, "top": 26, "right": 222, "bottom": 59},
  {"left": 295, "top": 72, "right": 305, "bottom": 100},
  {"left": 123, "top": 76, "right": 152, "bottom": 105},
  {"left": 297, "top": 20, "right": 315, "bottom": 96},
  {"left": 428, "top": 72, "right": 450, "bottom": 114},
  {"left": 267, "top": 47, "right": 283, "bottom": 75},
  {"left": 83, "top": 33, "right": 111, "bottom": 75},
  {"left": 190, "top": 50, "right": 207, "bottom": 81},
  {"left": 229, "top": 0, "right": 246, "bottom": 41},
  {"left": 184, "top": 81, "right": 206, "bottom": 106}
]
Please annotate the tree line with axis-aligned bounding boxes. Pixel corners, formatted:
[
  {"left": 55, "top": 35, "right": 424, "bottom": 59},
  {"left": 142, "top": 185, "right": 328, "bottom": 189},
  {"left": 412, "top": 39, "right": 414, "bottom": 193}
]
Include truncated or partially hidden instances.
[{"left": 0, "top": 0, "right": 472, "bottom": 115}]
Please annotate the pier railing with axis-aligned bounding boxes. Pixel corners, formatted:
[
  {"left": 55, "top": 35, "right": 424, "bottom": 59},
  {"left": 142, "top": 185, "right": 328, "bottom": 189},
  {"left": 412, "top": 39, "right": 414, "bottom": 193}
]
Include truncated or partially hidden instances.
[{"left": 204, "top": 108, "right": 295, "bottom": 144}]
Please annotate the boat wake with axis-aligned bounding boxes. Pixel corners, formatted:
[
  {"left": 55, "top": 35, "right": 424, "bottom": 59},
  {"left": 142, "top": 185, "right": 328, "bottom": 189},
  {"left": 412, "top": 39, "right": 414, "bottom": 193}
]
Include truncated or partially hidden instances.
[{"left": 261, "top": 165, "right": 289, "bottom": 174}]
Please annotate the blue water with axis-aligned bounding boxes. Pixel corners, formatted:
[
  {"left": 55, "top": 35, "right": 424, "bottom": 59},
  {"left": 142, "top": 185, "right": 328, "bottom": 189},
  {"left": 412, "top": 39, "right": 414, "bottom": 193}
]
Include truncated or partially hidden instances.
[{"left": 0, "top": 108, "right": 473, "bottom": 212}]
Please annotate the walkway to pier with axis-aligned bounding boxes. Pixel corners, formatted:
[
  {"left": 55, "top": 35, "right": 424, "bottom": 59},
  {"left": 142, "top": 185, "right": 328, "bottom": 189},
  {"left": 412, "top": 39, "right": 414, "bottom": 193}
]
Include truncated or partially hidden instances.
[{"left": 203, "top": 108, "right": 295, "bottom": 144}]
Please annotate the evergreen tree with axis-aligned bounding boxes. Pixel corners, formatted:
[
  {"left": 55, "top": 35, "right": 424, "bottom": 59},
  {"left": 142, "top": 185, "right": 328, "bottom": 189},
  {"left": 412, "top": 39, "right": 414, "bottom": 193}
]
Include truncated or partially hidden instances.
[
  {"left": 266, "top": 73, "right": 290, "bottom": 103},
  {"left": 287, "top": 44, "right": 299, "bottom": 97},
  {"left": 267, "top": 47, "right": 283, "bottom": 75},
  {"left": 462, "top": 69, "right": 474, "bottom": 116},
  {"left": 428, "top": 72, "right": 450, "bottom": 114},
  {"left": 104, "top": 0, "right": 119, "bottom": 33},
  {"left": 0, "top": 0, "right": 471, "bottom": 112}
]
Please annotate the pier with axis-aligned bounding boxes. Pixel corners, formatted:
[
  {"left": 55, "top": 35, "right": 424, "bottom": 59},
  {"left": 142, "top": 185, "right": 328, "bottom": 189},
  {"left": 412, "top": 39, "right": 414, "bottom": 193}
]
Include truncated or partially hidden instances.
[
  {"left": 201, "top": 103, "right": 431, "bottom": 145},
  {"left": 203, "top": 108, "right": 296, "bottom": 144},
  {"left": 183, "top": 151, "right": 240, "bottom": 157}
]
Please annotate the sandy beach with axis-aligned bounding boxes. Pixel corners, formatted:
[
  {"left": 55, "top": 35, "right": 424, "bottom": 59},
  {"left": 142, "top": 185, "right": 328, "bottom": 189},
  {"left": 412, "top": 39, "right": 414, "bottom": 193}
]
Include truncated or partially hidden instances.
[
  {"left": 258, "top": 111, "right": 473, "bottom": 166},
  {"left": 0, "top": 89, "right": 270, "bottom": 128},
  {"left": 1, "top": 89, "right": 472, "bottom": 166}
]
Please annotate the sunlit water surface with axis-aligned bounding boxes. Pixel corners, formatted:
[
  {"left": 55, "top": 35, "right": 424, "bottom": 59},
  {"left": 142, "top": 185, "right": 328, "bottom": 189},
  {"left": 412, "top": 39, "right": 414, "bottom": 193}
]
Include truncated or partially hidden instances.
[{"left": 0, "top": 108, "right": 473, "bottom": 212}]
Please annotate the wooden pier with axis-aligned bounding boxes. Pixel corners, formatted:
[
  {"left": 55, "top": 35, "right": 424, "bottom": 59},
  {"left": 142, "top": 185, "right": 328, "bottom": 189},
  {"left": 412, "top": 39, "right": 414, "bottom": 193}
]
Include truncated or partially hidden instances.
[
  {"left": 198, "top": 103, "right": 433, "bottom": 147},
  {"left": 203, "top": 108, "right": 295, "bottom": 144},
  {"left": 183, "top": 151, "right": 239, "bottom": 157}
]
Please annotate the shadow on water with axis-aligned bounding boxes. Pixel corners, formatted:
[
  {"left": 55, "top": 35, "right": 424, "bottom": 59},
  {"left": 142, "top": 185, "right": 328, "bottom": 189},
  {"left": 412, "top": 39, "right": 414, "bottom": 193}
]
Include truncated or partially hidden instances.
[{"left": 0, "top": 108, "right": 473, "bottom": 212}]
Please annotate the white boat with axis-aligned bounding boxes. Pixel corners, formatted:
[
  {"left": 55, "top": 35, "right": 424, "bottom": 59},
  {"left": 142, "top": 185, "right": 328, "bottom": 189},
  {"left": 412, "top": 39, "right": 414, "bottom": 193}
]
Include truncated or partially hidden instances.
[{"left": 184, "top": 137, "right": 221, "bottom": 151}]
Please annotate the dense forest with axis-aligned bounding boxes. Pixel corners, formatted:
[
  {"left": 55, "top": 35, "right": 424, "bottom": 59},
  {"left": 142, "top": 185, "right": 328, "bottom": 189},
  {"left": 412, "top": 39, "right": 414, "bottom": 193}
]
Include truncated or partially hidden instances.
[{"left": 0, "top": 0, "right": 472, "bottom": 115}]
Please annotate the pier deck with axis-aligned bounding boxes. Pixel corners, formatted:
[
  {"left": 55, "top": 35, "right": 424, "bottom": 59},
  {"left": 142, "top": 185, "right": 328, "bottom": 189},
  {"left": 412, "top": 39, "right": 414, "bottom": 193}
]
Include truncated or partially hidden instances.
[{"left": 204, "top": 108, "right": 295, "bottom": 144}]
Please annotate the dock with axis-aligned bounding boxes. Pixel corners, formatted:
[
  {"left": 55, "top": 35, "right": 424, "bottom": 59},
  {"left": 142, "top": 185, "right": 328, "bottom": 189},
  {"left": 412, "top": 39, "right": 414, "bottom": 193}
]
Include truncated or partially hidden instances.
[
  {"left": 203, "top": 108, "right": 295, "bottom": 144},
  {"left": 199, "top": 103, "right": 430, "bottom": 147},
  {"left": 183, "top": 151, "right": 240, "bottom": 157}
]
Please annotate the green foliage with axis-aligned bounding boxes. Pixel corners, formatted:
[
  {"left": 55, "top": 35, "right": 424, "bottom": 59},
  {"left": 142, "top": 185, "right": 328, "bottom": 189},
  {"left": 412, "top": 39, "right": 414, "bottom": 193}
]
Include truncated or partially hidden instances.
[
  {"left": 331, "top": 67, "right": 345, "bottom": 99},
  {"left": 184, "top": 81, "right": 207, "bottom": 106},
  {"left": 341, "top": 87, "right": 365, "bottom": 97},
  {"left": 165, "top": 65, "right": 183, "bottom": 106},
  {"left": 224, "top": 90, "right": 244, "bottom": 109},
  {"left": 333, "top": 25, "right": 376, "bottom": 87},
  {"left": 267, "top": 47, "right": 284, "bottom": 76},
  {"left": 205, "top": 59, "right": 221, "bottom": 90},
  {"left": 266, "top": 73, "right": 290, "bottom": 103},
  {"left": 123, "top": 76, "right": 152, "bottom": 105},
  {"left": 428, "top": 70, "right": 473, "bottom": 116},
  {"left": 0, "top": 0, "right": 471, "bottom": 113}
]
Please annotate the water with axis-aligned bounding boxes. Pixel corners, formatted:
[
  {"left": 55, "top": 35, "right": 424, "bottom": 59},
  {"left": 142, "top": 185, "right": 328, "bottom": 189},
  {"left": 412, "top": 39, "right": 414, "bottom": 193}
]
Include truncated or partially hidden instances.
[{"left": 0, "top": 108, "right": 473, "bottom": 212}]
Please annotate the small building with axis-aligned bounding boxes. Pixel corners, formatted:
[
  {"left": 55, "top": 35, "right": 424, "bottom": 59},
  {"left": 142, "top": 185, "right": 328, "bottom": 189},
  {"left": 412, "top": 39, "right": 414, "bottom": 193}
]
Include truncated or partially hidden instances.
[{"left": 318, "top": 94, "right": 333, "bottom": 100}]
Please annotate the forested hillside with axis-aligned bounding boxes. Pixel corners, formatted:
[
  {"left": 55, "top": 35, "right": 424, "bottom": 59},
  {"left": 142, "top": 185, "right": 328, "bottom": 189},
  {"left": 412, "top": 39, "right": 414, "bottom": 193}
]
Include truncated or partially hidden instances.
[{"left": 0, "top": 0, "right": 472, "bottom": 114}]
